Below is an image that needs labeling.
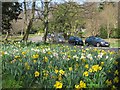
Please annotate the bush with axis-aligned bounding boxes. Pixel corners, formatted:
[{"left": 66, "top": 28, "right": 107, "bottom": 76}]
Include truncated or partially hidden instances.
[
  {"left": 110, "top": 28, "right": 120, "bottom": 38},
  {"left": 99, "top": 26, "right": 107, "bottom": 39}
]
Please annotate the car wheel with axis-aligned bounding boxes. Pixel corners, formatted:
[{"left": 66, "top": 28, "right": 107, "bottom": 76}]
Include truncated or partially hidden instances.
[
  {"left": 85, "top": 42, "right": 89, "bottom": 46},
  {"left": 96, "top": 43, "right": 100, "bottom": 47},
  {"left": 74, "top": 42, "right": 76, "bottom": 45}
]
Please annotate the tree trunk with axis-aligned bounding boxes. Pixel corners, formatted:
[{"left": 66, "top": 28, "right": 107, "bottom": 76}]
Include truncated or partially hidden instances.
[
  {"left": 107, "top": 22, "right": 110, "bottom": 39},
  {"left": 43, "top": 1, "right": 49, "bottom": 43},
  {"left": 22, "top": 1, "right": 35, "bottom": 42},
  {"left": 23, "top": 0, "right": 27, "bottom": 36},
  {"left": 4, "top": 30, "right": 9, "bottom": 41},
  {"left": 44, "top": 21, "right": 48, "bottom": 43},
  {"left": 22, "top": 19, "right": 33, "bottom": 41}
]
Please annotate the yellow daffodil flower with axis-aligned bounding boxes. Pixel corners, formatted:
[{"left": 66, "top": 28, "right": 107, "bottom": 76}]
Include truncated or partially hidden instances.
[
  {"left": 59, "top": 69, "right": 65, "bottom": 75},
  {"left": 79, "top": 80, "right": 86, "bottom": 88},
  {"left": 69, "top": 67, "right": 73, "bottom": 71},
  {"left": 85, "top": 64, "right": 89, "bottom": 69},
  {"left": 54, "top": 81, "right": 63, "bottom": 89},
  {"left": 113, "top": 76, "right": 119, "bottom": 83},
  {"left": 34, "top": 71, "right": 40, "bottom": 77},
  {"left": 83, "top": 71, "right": 89, "bottom": 77}
]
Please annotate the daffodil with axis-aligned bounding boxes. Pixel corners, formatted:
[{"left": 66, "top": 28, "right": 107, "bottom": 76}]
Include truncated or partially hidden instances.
[
  {"left": 24, "top": 62, "right": 28, "bottom": 66},
  {"left": 55, "top": 69, "right": 59, "bottom": 74},
  {"left": 79, "top": 80, "right": 86, "bottom": 88},
  {"left": 69, "top": 67, "right": 73, "bottom": 71},
  {"left": 85, "top": 64, "right": 89, "bottom": 69},
  {"left": 98, "top": 66, "right": 102, "bottom": 70},
  {"left": 27, "top": 65, "right": 30, "bottom": 70},
  {"left": 75, "top": 84, "right": 80, "bottom": 89},
  {"left": 1, "top": 51, "right": 5, "bottom": 55},
  {"left": 114, "top": 70, "right": 119, "bottom": 75},
  {"left": 113, "top": 76, "right": 119, "bottom": 83},
  {"left": 110, "top": 51, "right": 114, "bottom": 55},
  {"left": 83, "top": 71, "right": 89, "bottom": 77},
  {"left": 43, "top": 56, "right": 48, "bottom": 62},
  {"left": 47, "top": 51, "right": 51, "bottom": 55},
  {"left": 34, "top": 71, "right": 40, "bottom": 77},
  {"left": 59, "top": 69, "right": 65, "bottom": 75},
  {"left": 67, "top": 55, "right": 71, "bottom": 59},
  {"left": 33, "top": 60, "right": 37, "bottom": 63},
  {"left": 32, "top": 54, "right": 39, "bottom": 59},
  {"left": 106, "top": 79, "right": 112, "bottom": 86},
  {"left": 22, "top": 51, "right": 26, "bottom": 55},
  {"left": 111, "top": 85, "right": 117, "bottom": 90},
  {"left": 82, "top": 49, "right": 86, "bottom": 53},
  {"left": 15, "top": 55, "right": 20, "bottom": 59},
  {"left": 101, "top": 62, "right": 104, "bottom": 66},
  {"left": 54, "top": 81, "right": 63, "bottom": 89},
  {"left": 88, "top": 68, "right": 92, "bottom": 73},
  {"left": 58, "top": 74, "right": 62, "bottom": 80},
  {"left": 114, "top": 61, "right": 118, "bottom": 65},
  {"left": 92, "top": 65, "right": 101, "bottom": 72}
]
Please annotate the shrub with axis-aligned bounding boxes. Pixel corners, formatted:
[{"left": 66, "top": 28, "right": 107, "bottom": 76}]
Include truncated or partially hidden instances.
[
  {"left": 99, "top": 26, "right": 107, "bottom": 39},
  {"left": 110, "top": 28, "right": 120, "bottom": 38}
]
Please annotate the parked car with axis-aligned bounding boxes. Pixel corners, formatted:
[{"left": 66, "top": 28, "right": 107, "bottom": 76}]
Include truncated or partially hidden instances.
[
  {"left": 56, "top": 35, "right": 65, "bottom": 43},
  {"left": 85, "top": 36, "right": 110, "bottom": 47},
  {"left": 68, "top": 36, "right": 84, "bottom": 46},
  {"left": 47, "top": 33, "right": 65, "bottom": 43}
]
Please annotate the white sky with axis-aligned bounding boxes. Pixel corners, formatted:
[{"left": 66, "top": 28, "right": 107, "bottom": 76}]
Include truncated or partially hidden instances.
[{"left": 1, "top": 0, "right": 119, "bottom": 2}]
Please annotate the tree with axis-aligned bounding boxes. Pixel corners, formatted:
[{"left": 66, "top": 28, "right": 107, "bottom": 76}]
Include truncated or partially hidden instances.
[
  {"left": 2, "top": 2, "right": 22, "bottom": 41},
  {"left": 81, "top": 2, "right": 102, "bottom": 36},
  {"left": 23, "top": 0, "right": 27, "bottom": 36},
  {"left": 22, "top": 0, "right": 36, "bottom": 41},
  {"left": 49, "top": 1, "right": 84, "bottom": 38},
  {"left": 98, "top": 2, "right": 117, "bottom": 39},
  {"left": 118, "top": 1, "right": 120, "bottom": 38},
  {"left": 43, "top": 0, "right": 50, "bottom": 43}
]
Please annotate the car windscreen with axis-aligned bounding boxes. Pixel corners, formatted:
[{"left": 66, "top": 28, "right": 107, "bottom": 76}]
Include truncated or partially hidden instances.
[
  {"left": 75, "top": 37, "right": 82, "bottom": 40},
  {"left": 95, "top": 37, "right": 104, "bottom": 41}
]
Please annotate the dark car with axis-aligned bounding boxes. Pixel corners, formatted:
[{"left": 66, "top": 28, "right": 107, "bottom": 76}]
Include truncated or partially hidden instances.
[
  {"left": 68, "top": 36, "right": 84, "bottom": 46},
  {"left": 85, "top": 36, "right": 110, "bottom": 47}
]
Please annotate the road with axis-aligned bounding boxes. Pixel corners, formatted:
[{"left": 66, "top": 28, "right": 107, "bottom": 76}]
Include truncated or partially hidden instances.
[{"left": 28, "top": 36, "right": 119, "bottom": 52}]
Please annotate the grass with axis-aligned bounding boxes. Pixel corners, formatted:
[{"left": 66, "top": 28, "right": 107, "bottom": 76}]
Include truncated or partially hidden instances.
[
  {"left": 105, "top": 39, "right": 120, "bottom": 48},
  {"left": 0, "top": 34, "right": 120, "bottom": 48},
  {"left": 2, "top": 74, "right": 22, "bottom": 88}
]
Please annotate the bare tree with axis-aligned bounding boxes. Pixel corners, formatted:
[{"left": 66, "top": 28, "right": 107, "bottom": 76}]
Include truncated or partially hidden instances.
[
  {"left": 22, "top": 0, "right": 36, "bottom": 41},
  {"left": 23, "top": 0, "right": 27, "bottom": 36},
  {"left": 100, "top": 2, "right": 117, "bottom": 39},
  {"left": 80, "top": 2, "right": 101, "bottom": 36}
]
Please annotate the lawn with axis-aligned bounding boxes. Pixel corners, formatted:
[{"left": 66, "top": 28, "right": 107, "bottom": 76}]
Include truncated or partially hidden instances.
[
  {"left": 104, "top": 39, "right": 120, "bottom": 48},
  {"left": 1, "top": 42, "right": 120, "bottom": 89}
]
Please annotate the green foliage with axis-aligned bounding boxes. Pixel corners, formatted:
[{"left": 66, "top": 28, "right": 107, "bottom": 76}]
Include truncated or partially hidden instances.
[
  {"left": 111, "top": 28, "right": 120, "bottom": 38},
  {"left": 2, "top": 73, "right": 22, "bottom": 88},
  {"left": 2, "top": 2, "right": 22, "bottom": 31},
  {"left": 118, "top": 28, "right": 120, "bottom": 38},
  {"left": 29, "top": 27, "right": 38, "bottom": 34},
  {"left": 49, "top": 2, "right": 84, "bottom": 35},
  {"left": 99, "top": 26, "right": 107, "bottom": 39}
]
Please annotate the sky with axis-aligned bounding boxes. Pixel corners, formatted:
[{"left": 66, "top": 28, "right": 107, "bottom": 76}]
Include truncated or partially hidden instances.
[
  {"left": 17, "top": 0, "right": 85, "bottom": 9},
  {"left": 1, "top": 0, "right": 120, "bottom": 2},
  {"left": 18, "top": 0, "right": 85, "bottom": 4}
]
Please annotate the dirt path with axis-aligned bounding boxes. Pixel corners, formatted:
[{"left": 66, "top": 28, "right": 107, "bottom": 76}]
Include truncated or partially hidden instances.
[{"left": 28, "top": 35, "right": 43, "bottom": 42}]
